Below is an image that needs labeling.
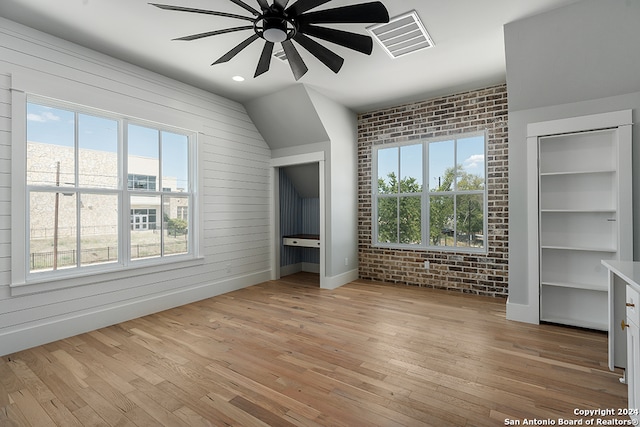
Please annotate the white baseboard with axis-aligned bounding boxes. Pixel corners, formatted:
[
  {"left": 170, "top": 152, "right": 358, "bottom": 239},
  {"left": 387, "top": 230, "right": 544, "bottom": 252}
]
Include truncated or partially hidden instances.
[
  {"left": 322, "top": 268, "right": 358, "bottom": 290},
  {"left": 506, "top": 297, "right": 540, "bottom": 325},
  {"left": 0, "top": 270, "right": 271, "bottom": 357},
  {"left": 281, "top": 262, "right": 320, "bottom": 277},
  {"left": 280, "top": 263, "right": 302, "bottom": 277},
  {"left": 302, "top": 262, "right": 320, "bottom": 274}
]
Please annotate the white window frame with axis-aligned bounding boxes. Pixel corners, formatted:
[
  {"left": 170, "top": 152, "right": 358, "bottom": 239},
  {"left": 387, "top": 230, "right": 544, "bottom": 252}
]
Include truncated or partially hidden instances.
[
  {"left": 11, "top": 92, "right": 202, "bottom": 294},
  {"left": 372, "top": 131, "right": 488, "bottom": 253}
]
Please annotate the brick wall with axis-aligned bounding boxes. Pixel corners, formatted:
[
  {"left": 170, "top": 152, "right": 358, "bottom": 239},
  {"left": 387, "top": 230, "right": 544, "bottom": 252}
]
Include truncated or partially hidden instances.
[{"left": 357, "top": 84, "right": 508, "bottom": 297}]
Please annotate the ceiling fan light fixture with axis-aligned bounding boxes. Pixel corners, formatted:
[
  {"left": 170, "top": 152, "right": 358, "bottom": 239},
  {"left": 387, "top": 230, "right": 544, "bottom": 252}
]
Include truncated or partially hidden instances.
[
  {"left": 257, "top": 13, "right": 295, "bottom": 42},
  {"left": 263, "top": 27, "right": 287, "bottom": 43}
]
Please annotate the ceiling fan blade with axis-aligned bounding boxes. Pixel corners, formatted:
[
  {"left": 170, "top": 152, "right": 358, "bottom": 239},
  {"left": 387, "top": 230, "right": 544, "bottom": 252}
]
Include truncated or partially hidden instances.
[
  {"left": 174, "top": 26, "right": 253, "bottom": 41},
  {"left": 298, "top": 24, "right": 373, "bottom": 55},
  {"left": 298, "top": 2, "right": 389, "bottom": 24},
  {"left": 255, "top": 42, "right": 275, "bottom": 77},
  {"left": 286, "top": 0, "right": 332, "bottom": 16},
  {"left": 274, "top": 0, "right": 290, "bottom": 8},
  {"left": 293, "top": 33, "right": 343, "bottom": 73},
  {"left": 281, "top": 40, "right": 308, "bottom": 80},
  {"left": 228, "top": 0, "right": 261, "bottom": 16},
  {"left": 255, "top": 0, "right": 270, "bottom": 10},
  {"left": 212, "top": 33, "right": 260, "bottom": 64},
  {"left": 149, "top": 4, "right": 254, "bottom": 22}
]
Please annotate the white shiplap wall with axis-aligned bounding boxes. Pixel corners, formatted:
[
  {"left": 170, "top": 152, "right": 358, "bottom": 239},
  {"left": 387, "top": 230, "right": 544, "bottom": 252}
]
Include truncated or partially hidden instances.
[{"left": 0, "top": 17, "right": 272, "bottom": 356}]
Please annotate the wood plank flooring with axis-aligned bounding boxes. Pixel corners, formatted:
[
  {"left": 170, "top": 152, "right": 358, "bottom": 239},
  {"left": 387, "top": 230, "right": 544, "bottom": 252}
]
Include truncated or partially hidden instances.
[{"left": 0, "top": 273, "right": 628, "bottom": 426}]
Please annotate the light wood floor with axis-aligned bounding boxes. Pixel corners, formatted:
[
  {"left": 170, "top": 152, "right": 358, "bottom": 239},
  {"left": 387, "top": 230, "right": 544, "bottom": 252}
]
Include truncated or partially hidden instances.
[{"left": 0, "top": 273, "right": 627, "bottom": 426}]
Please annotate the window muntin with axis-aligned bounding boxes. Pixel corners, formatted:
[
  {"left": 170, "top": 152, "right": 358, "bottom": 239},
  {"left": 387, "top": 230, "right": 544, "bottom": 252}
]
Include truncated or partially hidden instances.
[
  {"left": 26, "top": 98, "right": 195, "bottom": 277},
  {"left": 373, "top": 132, "right": 487, "bottom": 252}
]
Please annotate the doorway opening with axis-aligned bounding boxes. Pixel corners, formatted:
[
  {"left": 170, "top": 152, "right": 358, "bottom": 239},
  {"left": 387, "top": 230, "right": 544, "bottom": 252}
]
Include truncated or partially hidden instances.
[{"left": 271, "top": 153, "right": 325, "bottom": 288}]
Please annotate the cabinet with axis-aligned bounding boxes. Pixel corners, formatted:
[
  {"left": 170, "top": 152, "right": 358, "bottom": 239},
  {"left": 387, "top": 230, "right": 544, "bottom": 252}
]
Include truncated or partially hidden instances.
[
  {"left": 602, "top": 262, "right": 640, "bottom": 419},
  {"left": 626, "top": 285, "right": 640, "bottom": 420},
  {"left": 529, "top": 110, "right": 632, "bottom": 331}
]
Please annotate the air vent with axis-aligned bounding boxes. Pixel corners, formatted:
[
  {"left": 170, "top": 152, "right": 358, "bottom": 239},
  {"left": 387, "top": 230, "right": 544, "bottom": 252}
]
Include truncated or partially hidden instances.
[
  {"left": 367, "top": 10, "right": 434, "bottom": 59},
  {"left": 273, "top": 49, "right": 288, "bottom": 61}
]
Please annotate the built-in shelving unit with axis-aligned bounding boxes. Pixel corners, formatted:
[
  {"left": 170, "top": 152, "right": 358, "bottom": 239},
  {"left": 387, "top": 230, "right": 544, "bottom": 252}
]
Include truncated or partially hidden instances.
[{"left": 530, "top": 112, "right": 633, "bottom": 331}]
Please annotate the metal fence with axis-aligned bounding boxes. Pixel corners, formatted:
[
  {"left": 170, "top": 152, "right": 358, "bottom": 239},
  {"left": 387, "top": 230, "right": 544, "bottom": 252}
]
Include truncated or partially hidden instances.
[{"left": 30, "top": 241, "right": 188, "bottom": 270}]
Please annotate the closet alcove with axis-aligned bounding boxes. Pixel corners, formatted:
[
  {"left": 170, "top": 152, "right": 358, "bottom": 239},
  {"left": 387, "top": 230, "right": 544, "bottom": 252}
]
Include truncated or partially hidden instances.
[{"left": 279, "top": 163, "right": 321, "bottom": 284}]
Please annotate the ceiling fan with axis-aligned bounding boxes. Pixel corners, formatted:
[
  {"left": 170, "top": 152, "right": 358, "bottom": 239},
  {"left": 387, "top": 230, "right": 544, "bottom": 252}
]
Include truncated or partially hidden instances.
[{"left": 150, "top": 0, "right": 389, "bottom": 80}]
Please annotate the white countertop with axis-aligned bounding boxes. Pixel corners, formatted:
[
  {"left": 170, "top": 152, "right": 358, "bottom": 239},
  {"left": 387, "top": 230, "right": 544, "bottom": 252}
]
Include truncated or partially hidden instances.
[{"left": 602, "top": 260, "right": 640, "bottom": 292}]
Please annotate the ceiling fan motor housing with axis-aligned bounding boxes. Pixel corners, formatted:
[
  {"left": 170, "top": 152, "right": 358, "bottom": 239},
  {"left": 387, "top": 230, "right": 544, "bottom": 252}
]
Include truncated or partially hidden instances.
[{"left": 256, "top": 7, "right": 298, "bottom": 43}]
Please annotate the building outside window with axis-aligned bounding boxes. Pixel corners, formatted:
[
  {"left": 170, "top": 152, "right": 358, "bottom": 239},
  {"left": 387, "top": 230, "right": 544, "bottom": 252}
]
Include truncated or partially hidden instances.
[
  {"left": 25, "top": 99, "right": 195, "bottom": 275},
  {"left": 373, "top": 132, "right": 487, "bottom": 252},
  {"left": 177, "top": 206, "right": 188, "bottom": 220}
]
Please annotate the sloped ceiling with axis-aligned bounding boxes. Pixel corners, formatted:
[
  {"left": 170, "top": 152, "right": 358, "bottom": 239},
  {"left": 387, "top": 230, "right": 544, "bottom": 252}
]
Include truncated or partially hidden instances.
[
  {"left": 283, "top": 163, "right": 319, "bottom": 198},
  {"left": 244, "top": 84, "right": 329, "bottom": 150}
]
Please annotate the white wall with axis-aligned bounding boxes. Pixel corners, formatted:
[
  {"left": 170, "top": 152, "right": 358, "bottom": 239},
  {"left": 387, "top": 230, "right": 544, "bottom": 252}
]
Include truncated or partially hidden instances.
[
  {"left": 0, "top": 17, "right": 272, "bottom": 356},
  {"left": 504, "top": 0, "right": 640, "bottom": 322},
  {"left": 306, "top": 87, "right": 358, "bottom": 279}
]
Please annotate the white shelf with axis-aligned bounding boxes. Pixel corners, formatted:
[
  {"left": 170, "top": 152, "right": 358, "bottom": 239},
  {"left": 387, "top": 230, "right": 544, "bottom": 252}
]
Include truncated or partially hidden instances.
[
  {"left": 540, "top": 284, "right": 609, "bottom": 331},
  {"left": 539, "top": 315, "right": 608, "bottom": 331},
  {"left": 541, "top": 245, "right": 616, "bottom": 253},
  {"left": 541, "top": 281, "right": 607, "bottom": 292},
  {"left": 539, "top": 128, "right": 616, "bottom": 175},
  {"left": 540, "top": 169, "right": 615, "bottom": 177},
  {"left": 540, "top": 172, "right": 615, "bottom": 211},
  {"left": 541, "top": 209, "right": 616, "bottom": 213}
]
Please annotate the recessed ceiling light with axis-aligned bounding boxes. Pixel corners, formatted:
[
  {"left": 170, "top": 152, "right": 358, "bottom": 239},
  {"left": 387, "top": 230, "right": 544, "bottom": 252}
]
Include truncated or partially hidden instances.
[{"left": 232, "top": 75, "right": 245, "bottom": 82}]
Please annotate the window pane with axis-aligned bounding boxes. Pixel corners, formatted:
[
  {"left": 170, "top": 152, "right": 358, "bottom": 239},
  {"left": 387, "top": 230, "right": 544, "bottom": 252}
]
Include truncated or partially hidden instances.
[
  {"left": 80, "top": 193, "right": 118, "bottom": 266},
  {"left": 399, "top": 196, "right": 421, "bottom": 244},
  {"left": 29, "top": 191, "right": 77, "bottom": 272},
  {"left": 128, "top": 124, "right": 159, "bottom": 191},
  {"left": 429, "top": 195, "right": 454, "bottom": 247},
  {"left": 429, "top": 140, "right": 454, "bottom": 192},
  {"left": 377, "top": 197, "right": 398, "bottom": 243},
  {"left": 79, "top": 114, "right": 118, "bottom": 189},
  {"left": 27, "top": 104, "right": 75, "bottom": 187},
  {"left": 377, "top": 147, "right": 398, "bottom": 194},
  {"left": 400, "top": 144, "right": 422, "bottom": 193},
  {"left": 457, "top": 135, "right": 485, "bottom": 190},
  {"left": 164, "top": 196, "right": 189, "bottom": 256},
  {"left": 456, "top": 194, "right": 485, "bottom": 249},
  {"left": 130, "top": 195, "right": 161, "bottom": 260},
  {"left": 162, "top": 132, "right": 189, "bottom": 192}
]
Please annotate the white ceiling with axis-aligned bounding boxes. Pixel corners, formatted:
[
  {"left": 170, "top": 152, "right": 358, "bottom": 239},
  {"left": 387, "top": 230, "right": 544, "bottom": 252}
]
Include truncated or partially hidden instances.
[{"left": 0, "top": 0, "right": 580, "bottom": 112}]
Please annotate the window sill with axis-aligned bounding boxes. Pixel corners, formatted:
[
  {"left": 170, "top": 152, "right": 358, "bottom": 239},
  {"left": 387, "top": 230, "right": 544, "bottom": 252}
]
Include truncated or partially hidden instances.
[
  {"left": 372, "top": 242, "right": 488, "bottom": 254},
  {"left": 10, "top": 256, "right": 205, "bottom": 296}
]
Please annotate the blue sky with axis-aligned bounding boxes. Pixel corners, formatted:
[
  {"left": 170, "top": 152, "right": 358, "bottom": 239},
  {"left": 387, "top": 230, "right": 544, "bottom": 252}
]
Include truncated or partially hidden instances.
[
  {"left": 27, "top": 103, "right": 188, "bottom": 186},
  {"left": 378, "top": 135, "right": 485, "bottom": 191}
]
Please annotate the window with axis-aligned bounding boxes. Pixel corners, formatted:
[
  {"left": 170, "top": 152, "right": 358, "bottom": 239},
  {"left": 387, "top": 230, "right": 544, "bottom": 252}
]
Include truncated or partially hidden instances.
[
  {"left": 373, "top": 132, "right": 486, "bottom": 252},
  {"left": 128, "top": 174, "right": 157, "bottom": 191},
  {"left": 177, "top": 206, "right": 188, "bottom": 220},
  {"left": 24, "top": 99, "right": 196, "bottom": 278}
]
